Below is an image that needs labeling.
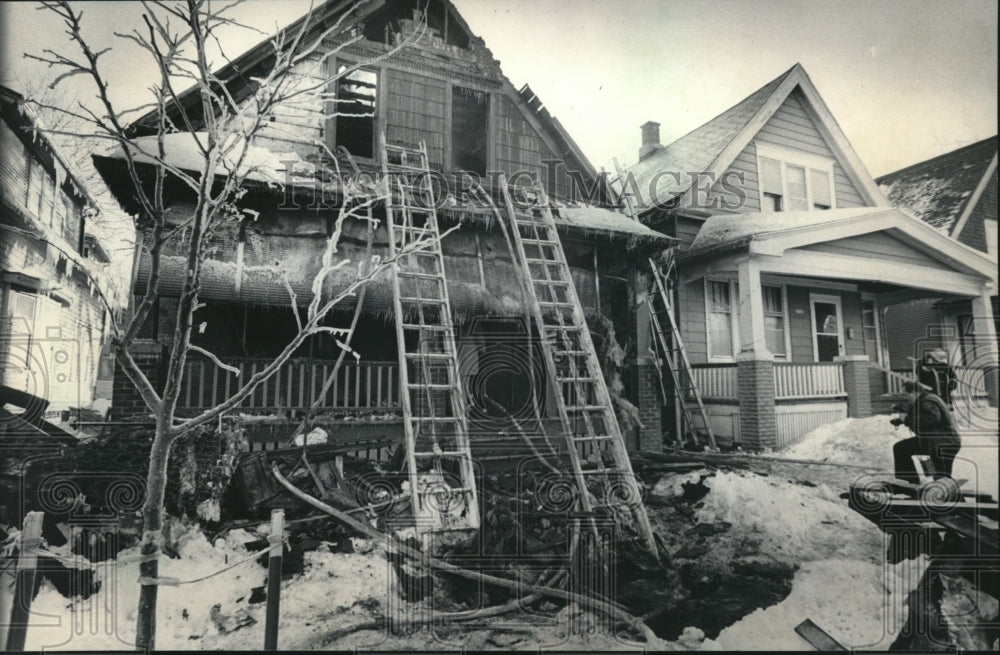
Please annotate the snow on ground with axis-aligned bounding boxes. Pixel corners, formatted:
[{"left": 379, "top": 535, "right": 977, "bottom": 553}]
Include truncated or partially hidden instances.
[
  {"left": 25, "top": 521, "right": 395, "bottom": 651},
  {"left": 780, "top": 415, "right": 897, "bottom": 471},
  {"left": 780, "top": 410, "right": 999, "bottom": 499},
  {"left": 693, "top": 470, "right": 884, "bottom": 566},
  {"left": 704, "top": 556, "right": 929, "bottom": 651}
]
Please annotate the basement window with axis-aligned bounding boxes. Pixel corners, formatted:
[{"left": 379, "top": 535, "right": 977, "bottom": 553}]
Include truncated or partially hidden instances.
[{"left": 334, "top": 65, "right": 378, "bottom": 159}]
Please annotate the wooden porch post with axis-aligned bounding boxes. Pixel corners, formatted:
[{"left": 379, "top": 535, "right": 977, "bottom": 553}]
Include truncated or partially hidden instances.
[
  {"left": 736, "top": 258, "right": 777, "bottom": 450},
  {"left": 971, "top": 287, "right": 999, "bottom": 407},
  {"left": 736, "top": 258, "right": 770, "bottom": 359}
]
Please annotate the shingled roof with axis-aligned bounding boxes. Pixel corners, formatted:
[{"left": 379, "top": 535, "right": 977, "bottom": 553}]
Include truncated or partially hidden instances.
[
  {"left": 876, "top": 136, "right": 998, "bottom": 236},
  {"left": 627, "top": 63, "right": 884, "bottom": 212}
]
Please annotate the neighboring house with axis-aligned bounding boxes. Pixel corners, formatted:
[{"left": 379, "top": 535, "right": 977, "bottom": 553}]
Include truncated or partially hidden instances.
[
  {"left": 626, "top": 64, "right": 997, "bottom": 451},
  {"left": 876, "top": 137, "right": 998, "bottom": 381},
  {"left": 93, "top": 0, "right": 668, "bottom": 454},
  {"left": 0, "top": 85, "right": 112, "bottom": 418}
]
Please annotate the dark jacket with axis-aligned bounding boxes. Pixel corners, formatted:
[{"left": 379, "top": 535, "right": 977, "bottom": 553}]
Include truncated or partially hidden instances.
[{"left": 903, "top": 391, "right": 960, "bottom": 444}]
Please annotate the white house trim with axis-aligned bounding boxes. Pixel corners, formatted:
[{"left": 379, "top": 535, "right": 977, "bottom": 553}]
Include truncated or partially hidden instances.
[
  {"left": 950, "top": 152, "right": 998, "bottom": 240},
  {"left": 809, "top": 293, "right": 845, "bottom": 362},
  {"left": 758, "top": 250, "right": 988, "bottom": 297}
]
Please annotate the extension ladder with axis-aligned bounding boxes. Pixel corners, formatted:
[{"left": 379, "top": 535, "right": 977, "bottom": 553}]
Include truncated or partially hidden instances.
[
  {"left": 647, "top": 254, "right": 717, "bottom": 450},
  {"left": 498, "top": 175, "right": 658, "bottom": 558},
  {"left": 381, "top": 135, "right": 479, "bottom": 541}
]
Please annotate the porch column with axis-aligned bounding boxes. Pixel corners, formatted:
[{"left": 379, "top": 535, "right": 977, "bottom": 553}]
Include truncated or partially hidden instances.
[
  {"left": 835, "top": 355, "right": 873, "bottom": 418},
  {"left": 736, "top": 258, "right": 777, "bottom": 450},
  {"left": 971, "top": 288, "right": 999, "bottom": 407}
]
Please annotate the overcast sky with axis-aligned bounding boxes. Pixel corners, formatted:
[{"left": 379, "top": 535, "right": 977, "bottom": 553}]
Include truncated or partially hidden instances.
[{"left": 1, "top": 0, "right": 996, "bottom": 178}]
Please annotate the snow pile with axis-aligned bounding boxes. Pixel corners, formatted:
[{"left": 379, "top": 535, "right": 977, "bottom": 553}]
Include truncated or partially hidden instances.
[
  {"left": 780, "top": 416, "right": 898, "bottom": 471},
  {"left": 694, "top": 470, "right": 883, "bottom": 565},
  {"left": 26, "top": 521, "right": 396, "bottom": 651},
  {"left": 704, "top": 556, "right": 929, "bottom": 651}
]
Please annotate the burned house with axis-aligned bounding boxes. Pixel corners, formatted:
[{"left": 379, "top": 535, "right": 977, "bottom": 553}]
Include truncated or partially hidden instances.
[
  {"left": 0, "top": 85, "right": 112, "bottom": 427},
  {"left": 93, "top": 0, "right": 669, "bottom": 479}
]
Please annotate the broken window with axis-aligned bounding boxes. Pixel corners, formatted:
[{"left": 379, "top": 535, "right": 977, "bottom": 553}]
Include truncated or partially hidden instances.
[
  {"left": 334, "top": 66, "right": 378, "bottom": 159},
  {"left": 451, "top": 86, "right": 488, "bottom": 175}
]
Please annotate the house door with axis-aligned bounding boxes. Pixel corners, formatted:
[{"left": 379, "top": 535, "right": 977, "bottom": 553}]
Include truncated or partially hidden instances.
[{"left": 810, "top": 294, "right": 844, "bottom": 362}]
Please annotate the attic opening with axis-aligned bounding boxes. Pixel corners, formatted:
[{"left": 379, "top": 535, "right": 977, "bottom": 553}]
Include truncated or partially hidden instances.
[
  {"left": 451, "top": 86, "right": 488, "bottom": 176},
  {"left": 362, "top": 0, "right": 470, "bottom": 49},
  {"left": 334, "top": 65, "right": 378, "bottom": 159}
]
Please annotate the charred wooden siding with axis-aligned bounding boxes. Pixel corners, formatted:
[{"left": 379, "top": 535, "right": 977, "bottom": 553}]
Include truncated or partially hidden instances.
[
  {"left": 496, "top": 94, "right": 544, "bottom": 184},
  {"left": 385, "top": 68, "right": 447, "bottom": 168}
]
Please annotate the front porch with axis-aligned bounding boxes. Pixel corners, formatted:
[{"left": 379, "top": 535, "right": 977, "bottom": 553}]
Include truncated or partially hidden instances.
[{"left": 662, "top": 207, "right": 998, "bottom": 450}]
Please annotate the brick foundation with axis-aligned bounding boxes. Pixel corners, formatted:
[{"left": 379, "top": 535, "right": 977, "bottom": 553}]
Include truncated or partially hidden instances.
[
  {"left": 110, "top": 340, "right": 165, "bottom": 421},
  {"left": 736, "top": 356, "right": 776, "bottom": 450},
  {"left": 836, "top": 355, "right": 873, "bottom": 418},
  {"left": 636, "top": 363, "right": 663, "bottom": 452}
]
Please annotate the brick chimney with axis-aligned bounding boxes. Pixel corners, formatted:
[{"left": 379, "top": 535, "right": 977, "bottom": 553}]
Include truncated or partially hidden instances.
[{"left": 639, "top": 121, "right": 661, "bottom": 161}]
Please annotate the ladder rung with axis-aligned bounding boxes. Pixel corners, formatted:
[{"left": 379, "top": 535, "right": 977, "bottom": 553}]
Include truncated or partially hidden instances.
[
  {"left": 572, "top": 435, "right": 615, "bottom": 442},
  {"left": 407, "top": 383, "right": 453, "bottom": 390},
  {"left": 525, "top": 257, "right": 557, "bottom": 265},
  {"left": 414, "top": 451, "right": 470, "bottom": 458},
  {"left": 399, "top": 296, "right": 446, "bottom": 303},
  {"left": 401, "top": 323, "right": 452, "bottom": 331},
  {"left": 397, "top": 271, "right": 443, "bottom": 280},
  {"left": 558, "top": 376, "right": 595, "bottom": 382},
  {"left": 404, "top": 352, "right": 454, "bottom": 360},
  {"left": 522, "top": 237, "right": 558, "bottom": 245},
  {"left": 539, "top": 301, "right": 575, "bottom": 308},
  {"left": 579, "top": 468, "right": 628, "bottom": 475},
  {"left": 410, "top": 416, "right": 460, "bottom": 422},
  {"left": 565, "top": 405, "right": 606, "bottom": 412}
]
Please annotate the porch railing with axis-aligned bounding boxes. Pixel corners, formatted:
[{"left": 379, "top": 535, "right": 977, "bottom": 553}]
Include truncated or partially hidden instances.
[
  {"left": 773, "top": 362, "right": 846, "bottom": 400},
  {"left": 870, "top": 364, "right": 990, "bottom": 401},
  {"left": 690, "top": 365, "right": 738, "bottom": 400},
  {"left": 178, "top": 358, "right": 400, "bottom": 412}
]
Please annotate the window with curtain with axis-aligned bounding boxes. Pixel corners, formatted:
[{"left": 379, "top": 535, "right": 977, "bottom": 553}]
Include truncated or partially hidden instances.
[
  {"left": 708, "top": 279, "right": 735, "bottom": 359},
  {"left": 763, "top": 285, "right": 786, "bottom": 358}
]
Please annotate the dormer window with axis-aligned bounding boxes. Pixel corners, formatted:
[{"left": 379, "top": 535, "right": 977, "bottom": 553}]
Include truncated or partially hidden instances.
[{"left": 757, "top": 143, "right": 836, "bottom": 212}]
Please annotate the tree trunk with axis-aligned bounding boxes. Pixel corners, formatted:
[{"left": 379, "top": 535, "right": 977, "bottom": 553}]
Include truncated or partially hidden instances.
[{"left": 135, "top": 425, "right": 173, "bottom": 650}]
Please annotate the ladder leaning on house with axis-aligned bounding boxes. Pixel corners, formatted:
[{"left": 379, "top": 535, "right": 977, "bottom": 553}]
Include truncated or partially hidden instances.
[
  {"left": 380, "top": 135, "right": 479, "bottom": 541},
  {"left": 498, "top": 174, "right": 659, "bottom": 558},
  {"left": 647, "top": 253, "right": 717, "bottom": 450}
]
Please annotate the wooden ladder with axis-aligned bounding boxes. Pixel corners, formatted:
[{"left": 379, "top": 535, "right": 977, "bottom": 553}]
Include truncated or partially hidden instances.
[
  {"left": 498, "top": 175, "right": 658, "bottom": 558},
  {"left": 381, "top": 135, "right": 479, "bottom": 541},
  {"left": 647, "top": 253, "right": 717, "bottom": 450}
]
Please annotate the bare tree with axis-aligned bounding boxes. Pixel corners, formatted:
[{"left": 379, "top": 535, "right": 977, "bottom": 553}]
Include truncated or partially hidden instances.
[{"left": 27, "top": 1, "right": 432, "bottom": 648}]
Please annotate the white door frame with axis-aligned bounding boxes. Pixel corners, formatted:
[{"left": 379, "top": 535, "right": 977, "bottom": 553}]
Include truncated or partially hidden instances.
[{"left": 809, "top": 293, "right": 845, "bottom": 361}]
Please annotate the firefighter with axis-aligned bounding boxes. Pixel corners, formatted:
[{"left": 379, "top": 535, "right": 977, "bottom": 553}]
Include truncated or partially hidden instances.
[{"left": 890, "top": 381, "right": 961, "bottom": 484}]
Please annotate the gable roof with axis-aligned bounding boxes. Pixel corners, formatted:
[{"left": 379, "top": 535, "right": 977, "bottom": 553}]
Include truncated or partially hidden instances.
[
  {"left": 122, "top": 0, "right": 597, "bottom": 183},
  {"left": 682, "top": 206, "right": 997, "bottom": 282},
  {"left": 876, "top": 136, "right": 998, "bottom": 237},
  {"left": 628, "top": 63, "right": 885, "bottom": 213}
]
